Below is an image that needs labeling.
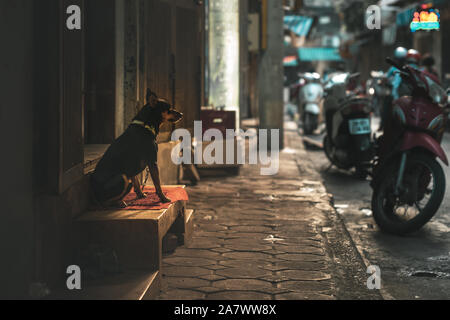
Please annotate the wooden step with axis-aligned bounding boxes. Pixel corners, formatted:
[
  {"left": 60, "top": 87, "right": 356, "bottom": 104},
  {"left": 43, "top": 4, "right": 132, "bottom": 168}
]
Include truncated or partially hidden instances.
[
  {"left": 183, "top": 209, "right": 195, "bottom": 245},
  {"left": 69, "top": 186, "right": 192, "bottom": 300},
  {"left": 75, "top": 201, "right": 185, "bottom": 271},
  {"left": 50, "top": 270, "right": 160, "bottom": 300}
]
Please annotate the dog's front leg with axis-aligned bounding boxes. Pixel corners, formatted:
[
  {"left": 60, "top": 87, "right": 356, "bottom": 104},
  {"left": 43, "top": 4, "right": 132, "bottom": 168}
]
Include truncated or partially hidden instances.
[
  {"left": 148, "top": 163, "right": 171, "bottom": 203},
  {"left": 132, "top": 175, "right": 147, "bottom": 199}
]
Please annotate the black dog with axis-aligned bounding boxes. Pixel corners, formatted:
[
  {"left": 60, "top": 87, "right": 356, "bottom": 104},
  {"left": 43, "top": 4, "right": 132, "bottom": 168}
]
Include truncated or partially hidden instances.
[{"left": 91, "top": 90, "right": 183, "bottom": 208}]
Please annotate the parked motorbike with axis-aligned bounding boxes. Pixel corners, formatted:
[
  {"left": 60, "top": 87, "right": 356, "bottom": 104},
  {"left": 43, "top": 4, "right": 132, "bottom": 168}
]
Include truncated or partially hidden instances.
[
  {"left": 371, "top": 58, "right": 449, "bottom": 235},
  {"left": 298, "top": 73, "right": 323, "bottom": 135},
  {"left": 366, "top": 71, "right": 392, "bottom": 118},
  {"left": 288, "top": 77, "right": 306, "bottom": 121},
  {"left": 323, "top": 72, "right": 374, "bottom": 176}
]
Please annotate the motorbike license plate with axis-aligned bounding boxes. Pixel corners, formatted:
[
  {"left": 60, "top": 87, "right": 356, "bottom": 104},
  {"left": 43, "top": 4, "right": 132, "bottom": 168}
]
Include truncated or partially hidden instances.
[{"left": 348, "top": 119, "right": 371, "bottom": 135}]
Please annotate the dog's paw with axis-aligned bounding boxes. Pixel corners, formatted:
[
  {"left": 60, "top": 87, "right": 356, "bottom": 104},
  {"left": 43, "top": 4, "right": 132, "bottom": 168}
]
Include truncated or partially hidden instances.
[
  {"left": 136, "top": 192, "right": 147, "bottom": 200},
  {"left": 158, "top": 194, "right": 172, "bottom": 203},
  {"left": 117, "top": 201, "right": 128, "bottom": 208}
]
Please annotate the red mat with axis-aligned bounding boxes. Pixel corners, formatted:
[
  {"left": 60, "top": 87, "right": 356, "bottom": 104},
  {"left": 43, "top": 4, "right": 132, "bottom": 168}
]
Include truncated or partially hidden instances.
[{"left": 122, "top": 186, "right": 189, "bottom": 210}]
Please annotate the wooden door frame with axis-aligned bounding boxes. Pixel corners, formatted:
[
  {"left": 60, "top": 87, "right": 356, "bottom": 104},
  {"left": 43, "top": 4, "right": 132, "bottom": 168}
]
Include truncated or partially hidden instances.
[{"left": 58, "top": 0, "right": 85, "bottom": 194}]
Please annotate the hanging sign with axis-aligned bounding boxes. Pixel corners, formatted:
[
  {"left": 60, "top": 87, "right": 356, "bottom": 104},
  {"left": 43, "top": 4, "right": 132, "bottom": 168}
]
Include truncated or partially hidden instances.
[{"left": 410, "top": 4, "right": 440, "bottom": 32}]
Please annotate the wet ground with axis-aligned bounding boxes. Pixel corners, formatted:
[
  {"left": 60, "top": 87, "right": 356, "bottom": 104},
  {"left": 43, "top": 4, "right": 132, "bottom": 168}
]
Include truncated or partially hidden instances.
[
  {"left": 156, "top": 127, "right": 381, "bottom": 300},
  {"left": 306, "top": 125, "right": 450, "bottom": 300}
]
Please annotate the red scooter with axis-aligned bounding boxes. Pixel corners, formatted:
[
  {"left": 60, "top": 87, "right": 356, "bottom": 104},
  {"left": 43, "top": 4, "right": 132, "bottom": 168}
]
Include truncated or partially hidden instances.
[{"left": 371, "top": 57, "right": 449, "bottom": 235}]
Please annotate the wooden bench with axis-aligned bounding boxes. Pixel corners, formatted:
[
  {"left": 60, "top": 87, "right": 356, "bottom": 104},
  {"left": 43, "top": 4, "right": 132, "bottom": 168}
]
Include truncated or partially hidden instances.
[{"left": 54, "top": 186, "right": 194, "bottom": 300}]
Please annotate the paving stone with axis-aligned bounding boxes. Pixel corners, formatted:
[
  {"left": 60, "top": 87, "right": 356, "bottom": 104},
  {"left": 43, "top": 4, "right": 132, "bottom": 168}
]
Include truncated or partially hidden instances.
[
  {"left": 166, "top": 277, "right": 211, "bottom": 289},
  {"left": 277, "top": 270, "right": 331, "bottom": 281},
  {"left": 229, "top": 225, "right": 274, "bottom": 233},
  {"left": 274, "top": 230, "right": 318, "bottom": 238},
  {"left": 273, "top": 260, "right": 328, "bottom": 271},
  {"left": 213, "top": 279, "right": 273, "bottom": 291},
  {"left": 223, "top": 243, "right": 273, "bottom": 252},
  {"left": 194, "top": 231, "right": 230, "bottom": 238},
  {"left": 211, "top": 247, "right": 234, "bottom": 253},
  {"left": 217, "top": 260, "right": 273, "bottom": 269},
  {"left": 173, "top": 248, "right": 222, "bottom": 259},
  {"left": 261, "top": 249, "right": 287, "bottom": 256},
  {"left": 163, "top": 257, "right": 217, "bottom": 267},
  {"left": 260, "top": 264, "right": 289, "bottom": 272},
  {"left": 216, "top": 268, "right": 272, "bottom": 279},
  {"left": 217, "top": 221, "right": 256, "bottom": 227},
  {"left": 206, "top": 291, "right": 272, "bottom": 300},
  {"left": 275, "top": 239, "right": 323, "bottom": 248},
  {"left": 186, "top": 239, "right": 223, "bottom": 249},
  {"left": 198, "top": 274, "right": 227, "bottom": 281},
  {"left": 204, "top": 264, "right": 230, "bottom": 271},
  {"left": 277, "top": 280, "right": 333, "bottom": 292},
  {"left": 254, "top": 190, "right": 321, "bottom": 198},
  {"left": 157, "top": 289, "right": 206, "bottom": 300},
  {"left": 273, "top": 245, "right": 325, "bottom": 255},
  {"left": 224, "top": 238, "right": 270, "bottom": 245},
  {"left": 221, "top": 233, "right": 274, "bottom": 239},
  {"left": 195, "top": 287, "right": 224, "bottom": 294},
  {"left": 200, "top": 224, "right": 229, "bottom": 232},
  {"left": 222, "top": 251, "right": 272, "bottom": 261},
  {"left": 257, "top": 273, "right": 290, "bottom": 283},
  {"left": 163, "top": 266, "right": 214, "bottom": 278},
  {"left": 239, "top": 212, "right": 277, "bottom": 219},
  {"left": 275, "top": 292, "right": 335, "bottom": 300},
  {"left": 274, "top": 234, "right": 323, "bottom": 242},
  {"left": 275, "top": 253, "right": 326, "bottom": 263}
]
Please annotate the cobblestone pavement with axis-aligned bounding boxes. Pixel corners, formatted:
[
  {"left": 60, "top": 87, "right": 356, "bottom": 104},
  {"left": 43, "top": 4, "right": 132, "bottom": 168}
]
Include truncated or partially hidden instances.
[{"left": 157, "top": 129, "right": 382, "bottom": 300}]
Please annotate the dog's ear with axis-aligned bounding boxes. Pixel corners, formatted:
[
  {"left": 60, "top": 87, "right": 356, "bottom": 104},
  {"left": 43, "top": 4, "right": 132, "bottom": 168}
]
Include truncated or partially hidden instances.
[{"left": 146, "top": 89, "right": 158, "bottom": 106}]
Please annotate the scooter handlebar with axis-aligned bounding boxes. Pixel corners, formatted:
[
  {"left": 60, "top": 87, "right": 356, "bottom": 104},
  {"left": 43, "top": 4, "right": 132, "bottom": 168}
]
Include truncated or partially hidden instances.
[
  {"left": 386, "top": 57, "right": 411, "bottom": 81},
  {"left": 386, "top": 57, "right": 402, "bottom": 69}
]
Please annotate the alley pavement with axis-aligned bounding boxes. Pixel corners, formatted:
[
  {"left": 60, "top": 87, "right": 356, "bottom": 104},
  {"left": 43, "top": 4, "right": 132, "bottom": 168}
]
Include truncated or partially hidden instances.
[{"left": 157, "top": 126, "right": 382, "bottom": 300}]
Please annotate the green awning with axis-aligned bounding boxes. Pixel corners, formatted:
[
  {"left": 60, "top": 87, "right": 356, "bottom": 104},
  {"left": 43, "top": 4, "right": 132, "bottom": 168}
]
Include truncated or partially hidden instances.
[
  {"left": 396, "top": 6, "right": 415, "bottom": 26},
  {"left": 284, "top": 15, "right": 313, "bottom": 37}
]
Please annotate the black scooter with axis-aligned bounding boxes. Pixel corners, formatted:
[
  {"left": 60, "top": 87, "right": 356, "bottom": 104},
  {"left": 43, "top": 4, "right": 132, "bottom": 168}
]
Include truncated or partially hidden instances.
[{"left": 322, "top": 72, "right": 374, "bottom": 177}]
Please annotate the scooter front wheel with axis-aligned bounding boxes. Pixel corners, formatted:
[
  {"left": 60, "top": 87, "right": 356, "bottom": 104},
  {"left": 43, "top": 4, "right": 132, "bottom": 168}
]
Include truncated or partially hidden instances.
[
  {"left": 372, "top": 152, "right": 446, "bottom": 235},
  {"left": 323, "top": 134, "right": 352, "bottom": 170}
]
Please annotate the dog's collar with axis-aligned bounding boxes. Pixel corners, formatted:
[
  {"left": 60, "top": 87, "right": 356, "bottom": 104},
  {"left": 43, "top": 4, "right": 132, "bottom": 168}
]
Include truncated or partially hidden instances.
[{"left": 131, "top": 120, "right": 156, "bottom": 136}]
